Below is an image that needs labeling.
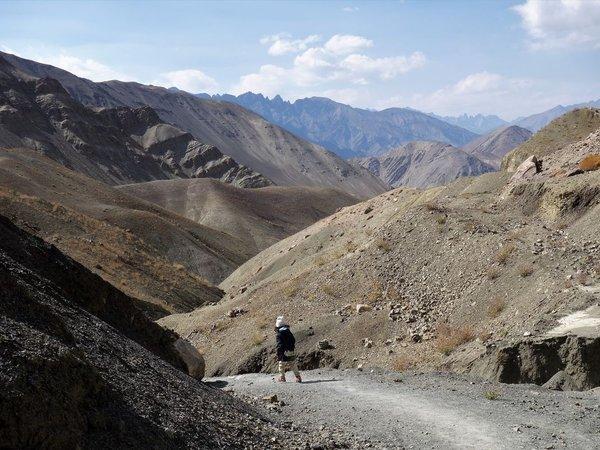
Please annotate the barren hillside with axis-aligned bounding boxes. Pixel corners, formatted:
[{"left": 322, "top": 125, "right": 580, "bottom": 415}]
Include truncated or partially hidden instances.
[
  {"left": 1, "top": 51, "right": 388, "bottom": 199},
  {"left": 0, "top": 214, "right": 308, "bottom": 449},
  {"left": 463, "top": 125, "right": 532, "bottom": 168},
  {"left": 352, "top": 141, "right": 494, "bottom": 188},
  {"left": 503, "top": 108, "right": 600, "bottom": 171},
  {"left": 0, "top": 55, "right": 270, "bottom": 188},
  {"left": 0, "top": 147, "right": 254, "bottom": 317},
  {"left": 119, "top": 178, "right": 358, "bottom": 255},
  {"left": 161, "top": 118, "right": 600, "bottom": 386}
]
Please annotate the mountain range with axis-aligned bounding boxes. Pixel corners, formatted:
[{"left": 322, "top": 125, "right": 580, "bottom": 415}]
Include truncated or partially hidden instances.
[
  {"left": 428, "top": 113, "right": 508, "bottom": 134},
  {"left": 0, "top": 51, "right": 387, "bottom": 199},
  {"left": 203, "top": 92, "right": 479, "bottom": 158},
  {"left": 462, "top": 125, "right": 533, "bottom": 168},
  {"left": 351, "top": 141, "right": 494, "bottom": 188},
  {"left": 512, "top": 99, "right": 600, "bottom": 132}
]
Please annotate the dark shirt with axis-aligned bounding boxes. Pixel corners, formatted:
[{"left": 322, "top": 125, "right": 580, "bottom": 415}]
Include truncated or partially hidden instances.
[{"left": 275, "top": 326, "right": 296, "bottom": 361}]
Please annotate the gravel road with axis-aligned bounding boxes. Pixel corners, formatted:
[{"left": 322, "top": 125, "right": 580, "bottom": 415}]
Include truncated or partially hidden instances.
[{"left": 208, "top": 368, "right": 600, "bottom": 449}]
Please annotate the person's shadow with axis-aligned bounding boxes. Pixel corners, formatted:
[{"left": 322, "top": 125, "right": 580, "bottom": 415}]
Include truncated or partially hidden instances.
[{"left": 299, "top": 378, "right": 338, "bottom": 384}]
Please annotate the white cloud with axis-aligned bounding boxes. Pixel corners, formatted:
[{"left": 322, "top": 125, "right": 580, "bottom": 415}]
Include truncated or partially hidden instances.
[
  {"left": 340, "top": 52, "right": 426, "bottom": 80},
  {"left": 154, "top": 69, "right": 218, "bottom": 93},
  {"left": 37, "top": 53, "right": 132, "bottom": 81},
  {"left": 378, "top": 71, "right": 553, "bottom": 119},
  {"left": 453, "top": 71, "right": 503, "bottom": 94},
  {"left": 234, "top": 64, "right": 287, "bottom": 97},
  {"left": 233, "top": 34, "right": 424, "bottom": 97},
  {"left": 260, "top": 33, "right": 321, "bottom": 56},
  {"left": 513, "top": 0, "right": 600, "bottom": 50},
  {"left": 324, "top": 34, "right": 373, "bottom": 55},
  {"left": 342, "top": 6, "right": 359, "bottom": 12}
]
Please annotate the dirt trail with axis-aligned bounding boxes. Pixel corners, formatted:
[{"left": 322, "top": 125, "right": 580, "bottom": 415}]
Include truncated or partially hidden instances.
[{"left": 209, "top": 369, "right": 600, "bottom": 449}]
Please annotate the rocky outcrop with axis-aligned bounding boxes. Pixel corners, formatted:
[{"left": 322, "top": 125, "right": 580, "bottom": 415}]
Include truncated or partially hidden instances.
[
  {"left": 0, "top": 54, "right": 270, "bottom": 188},
  {"left": 471, "top": 336, "right": 600, "bottom": 391},
  {"left": 502, "top": 108, "right": 600, "bottom": 172}
]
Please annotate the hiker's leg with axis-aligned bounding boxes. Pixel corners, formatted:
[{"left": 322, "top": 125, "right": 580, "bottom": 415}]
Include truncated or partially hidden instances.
[
  {"left": 291, "top": 361, "right": 301, "bottom": 381},
  {"left": 278, "top": 361, "right": 286, "bottom": 381}
]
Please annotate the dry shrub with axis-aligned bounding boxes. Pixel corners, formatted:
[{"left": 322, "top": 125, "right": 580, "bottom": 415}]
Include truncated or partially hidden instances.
[
  {"left": 392, "top": 354, "right": 417, "bottom": 372},
  {"left": 322, "top": 285, "right": 337, "bottom": 297},
  {"left": 435, "top": 324, "right": 475, "bottom": 356},
  {"left": 487, "top": 296, "right": 506, "bottom": 318},
  {"left": 435, "top": 215, "right": 447, "bottom": 225},
  {"left": 283, "top": 280, "right": 300, "bottom": 298},
  {"left": 579, "top": 154, "right": 600, "bottom": 172},
  {"left": 386, "top": 285, "right": 403, "bottom": 303},
  {"left": 315, "top": 256, "right": 327, "bottom": 267},
  {"left": 424, "top": 202, "right": 446, "bottom": 213},
  {"left": 345, "top": 240, "right": 358, "bottom": 253},
  {"left": 519, "top": 265, "right": 534, "bottom": 277},
  {"left": 251, "top": 332, "right": 265, "bottom": 346},
  {"left": 486, "top": 266, "right": 501, "bottom": 280},
  {"left": 484, "top": 390, "right": 501, "bottom": 400},
  {"left": 366, "top": 280, "right": 383, "bottom": 304},
  {"left": 494, "top": 243, "right": 515, "bottom": 265},
  {"left": 375, "top": 238, "right": 392, "bottom": 252}
]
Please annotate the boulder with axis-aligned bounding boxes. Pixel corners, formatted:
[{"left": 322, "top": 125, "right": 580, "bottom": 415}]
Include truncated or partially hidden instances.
[
  {"left": 509, "top": 155, "right": 541, "bottom": 183},
  {"left": 317, "top": 340, "right": 335, "bottom": 350},
  {"left": 173, "top": 338, "right": 206, "bottom": 380},
  {"left": 356, "top": 304, "right": 373, "bottom": 314},
  {"left": 542, "top": 371, "right": 577, "bottom": 391}
]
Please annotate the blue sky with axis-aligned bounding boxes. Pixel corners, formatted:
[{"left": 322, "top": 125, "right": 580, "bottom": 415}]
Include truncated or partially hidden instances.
[{"left": 1, "top": 0, "right": 599, "bottom": 119}]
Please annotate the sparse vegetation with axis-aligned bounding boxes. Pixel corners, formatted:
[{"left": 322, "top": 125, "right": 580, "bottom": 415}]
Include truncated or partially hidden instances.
[
  {"left": 345, "top": 240, "right": 358, "bottom": 253},
  {"left": 494, "top": 243, "right": 515, "bottom": 265},
  {"left": 484, "top": 390, "right": 501, "bottom": 400},
  {"left": 579, "top": 154, "right": 600, "bottom": 172},
  {"left": 518, "top": 265, "right": 534, "bottom": 277},
  {"left": 366, "top": 280, "right": 383, "bottom": 304},
  {"left": 487, "top": 296, "right": 506, "bottom": 318},
  {"left": 435, "top": 215, "right": 447, "bottom": 225},
  {"left": 322, "top": 285, "right": 337, "bottom": 297},
  {"left": 424, "top": 201, "right": 446, "bottom": 213},
  {"left": 375, "top": 238, "right": 392, "bottom": 252},
  {"left": 486, "top": 266, "right": 501, "bottom": 280},
  {"left": 392, "top": 354, "right": 416, "bottom": 372},
  {"left": 251, "top": 332, "right": 265, "bottom": 346},
  {"left": 435, "top": 324, "right": 475, "bottom": 356}
]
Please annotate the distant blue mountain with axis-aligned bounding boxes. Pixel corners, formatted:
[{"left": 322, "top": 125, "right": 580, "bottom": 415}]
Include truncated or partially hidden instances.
[
  {"left": 199, "top": 92, "right": 478, "bottom": 158},
  {"left": 428, "top": 113, "right": 508, "bottom": 135}
]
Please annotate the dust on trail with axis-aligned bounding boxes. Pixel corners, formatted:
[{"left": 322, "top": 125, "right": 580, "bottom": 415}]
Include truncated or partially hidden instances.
[{"left": 212, "top": 369, "right": 600, "bottom": 449}]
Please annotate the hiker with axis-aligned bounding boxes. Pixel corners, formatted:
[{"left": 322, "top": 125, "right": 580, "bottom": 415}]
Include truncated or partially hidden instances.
[{"left": 275, "top": 316, "right": 302, "bottom": 382}]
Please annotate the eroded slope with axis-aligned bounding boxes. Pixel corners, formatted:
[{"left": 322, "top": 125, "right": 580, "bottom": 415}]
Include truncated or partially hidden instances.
[
  {"left": 120, "top": 178, "right": 358, "bottom": 255},
  {"left": 161, "top": 124, "right": 600, "bottom": 381}
]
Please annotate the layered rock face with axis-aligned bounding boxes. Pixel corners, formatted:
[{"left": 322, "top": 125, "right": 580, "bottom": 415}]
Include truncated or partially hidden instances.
[
  {"left": 0, "top": 55, "right": 270, "bottom": 188},
  {"left": 1, "top": 51, "right": 388, "bottom": 199}
]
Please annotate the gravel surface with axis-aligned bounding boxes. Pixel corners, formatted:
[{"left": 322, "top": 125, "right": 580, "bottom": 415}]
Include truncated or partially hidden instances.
[{"left": 209, "top": 368, "right": 600, "bottom": 449}]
